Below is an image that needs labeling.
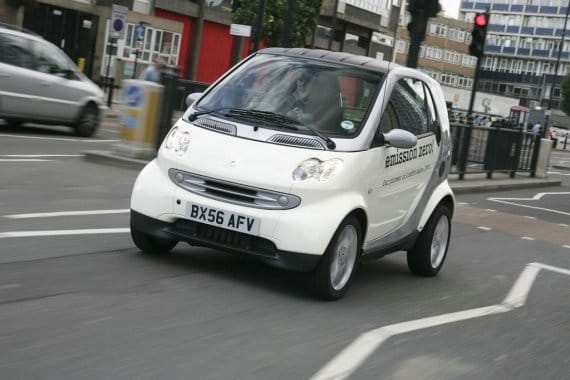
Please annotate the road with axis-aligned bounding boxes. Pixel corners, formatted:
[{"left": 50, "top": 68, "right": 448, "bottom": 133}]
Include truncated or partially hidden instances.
[{"left": 1, "top": 125, "right": 569, "bottom": 380}]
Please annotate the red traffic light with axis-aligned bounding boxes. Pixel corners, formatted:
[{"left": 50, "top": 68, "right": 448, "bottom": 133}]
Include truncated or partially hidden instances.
[{"left": 474, "top": 14, "right": 488, "bottom": 27}]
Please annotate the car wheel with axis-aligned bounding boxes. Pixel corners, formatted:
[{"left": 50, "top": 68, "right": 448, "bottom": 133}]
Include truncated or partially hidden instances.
[
  {"left": 75, "top": 103, "right": 99, "bottom": 137},
  {"left": 310, "top": 216, "right": 362, "bottom": 300},
  {"left": 407, "top": 205, "right": 451, "bottom": 276},
  {"left": 130, "top": 223, "right": 178, "bottom": 254}
]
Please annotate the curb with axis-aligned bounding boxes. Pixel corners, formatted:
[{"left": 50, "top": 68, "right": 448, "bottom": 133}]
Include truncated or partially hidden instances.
[
  {"left": 84, "top": 150, "right": 149, "bottom": 170},
  {"left": 84, "top": 151, "right": 562, "bottom": 193},
  {"left": 552, "top": 164, "right": 570, "bottom": 171},
  {"left": 451, "top": 178, "right": 561, "bottom": 194}
]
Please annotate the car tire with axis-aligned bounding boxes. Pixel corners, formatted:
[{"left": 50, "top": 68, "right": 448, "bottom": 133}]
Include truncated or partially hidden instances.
[
  {"left": 130, "top": 223, "right": 178, "bottom": 254},
  {"left": 407, "top": 205, "right": 451, "bottom": 277},
  {"left": 75, "top": 103, "right": 99, "bottom": 137},
  {"left": 310, "top": 215, "right": 362, "bottom": 300}
]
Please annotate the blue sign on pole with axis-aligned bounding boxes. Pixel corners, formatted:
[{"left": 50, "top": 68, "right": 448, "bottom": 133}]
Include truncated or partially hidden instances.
[
  {"left": 135, "top": 24, "right": 145, "bottom": 40},
  {"left": 124, "top": 85, "right": 143, "bottom": 107}
]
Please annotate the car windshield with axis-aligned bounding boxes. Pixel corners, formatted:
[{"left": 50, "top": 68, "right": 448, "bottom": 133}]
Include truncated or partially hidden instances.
[{"left": 193, "top": 54, "right": 383, "bottom": 138}]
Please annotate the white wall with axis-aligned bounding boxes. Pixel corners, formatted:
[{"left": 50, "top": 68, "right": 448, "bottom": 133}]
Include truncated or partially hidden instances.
[{"left": 441, "top": 85, "right": 520, "bottom": 117}]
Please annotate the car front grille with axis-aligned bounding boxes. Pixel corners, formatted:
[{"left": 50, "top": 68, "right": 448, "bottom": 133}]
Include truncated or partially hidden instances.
[
  {"left": 268, "top": 134, "right": 325, "bottom": 150},
  {"left": 192, "top": 118, "right": 237, "bottom": 136},
  {"left": 168, "top": 169, "right": 301, "bottom": 210},
  {"left": 173, "top": 219, "right": 278, "bottom": 258}
]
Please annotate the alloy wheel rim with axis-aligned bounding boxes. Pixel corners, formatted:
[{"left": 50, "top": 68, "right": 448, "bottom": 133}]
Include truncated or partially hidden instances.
[
  {"left": 330, "top": 225, "right": 358, "bottom": 291},
  {"left": 430, "top": 215, "right": 449, "bottom": 269}
]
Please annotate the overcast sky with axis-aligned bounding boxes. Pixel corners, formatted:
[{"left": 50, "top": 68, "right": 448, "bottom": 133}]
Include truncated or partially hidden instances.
[{"left": 440, "top": 0, "right": 460, "bottom": 19}]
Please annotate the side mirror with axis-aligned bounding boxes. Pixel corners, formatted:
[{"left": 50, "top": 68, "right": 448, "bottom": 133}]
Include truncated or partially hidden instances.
[
  {"left": 186, "top": 92, "right": 203, "bottom": 107},
  {"left": 382, "top": 129, "right": 417, "bottom": 149}
]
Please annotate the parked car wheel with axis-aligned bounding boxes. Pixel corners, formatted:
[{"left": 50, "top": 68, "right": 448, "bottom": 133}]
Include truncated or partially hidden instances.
[
  {"left": 130, "top": 223, "right": 178, "bottom": 254},
  {"left": 75, "top": 103, "right": 99, "bottom": 137},
  {"left": 407, "top": 205, "right": 451, "bottom": 276},
  {"left": 310, "top": 215, "right": 362, "bottom": 300}
]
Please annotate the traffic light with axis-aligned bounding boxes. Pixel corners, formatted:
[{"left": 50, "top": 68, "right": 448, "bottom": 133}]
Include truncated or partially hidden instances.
[{"left": 469, "top": 12, "right": 489, "bottom": 58}]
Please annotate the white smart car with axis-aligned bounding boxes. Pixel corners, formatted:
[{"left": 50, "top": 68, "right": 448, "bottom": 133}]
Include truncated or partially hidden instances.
[{"left": 130, "top": 48, "right": 455, "bottom": 299}]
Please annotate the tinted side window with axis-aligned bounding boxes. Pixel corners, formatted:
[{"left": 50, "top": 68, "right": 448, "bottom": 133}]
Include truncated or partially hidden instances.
[
  {"left": 0, "top": 34, "right": 35, "bottom": 69},
  {"left": 380, "top": 78, "right": 431, "bottom": 136},
  {"left": 33, "top": 41, "right": 70, "bottom": 75}
]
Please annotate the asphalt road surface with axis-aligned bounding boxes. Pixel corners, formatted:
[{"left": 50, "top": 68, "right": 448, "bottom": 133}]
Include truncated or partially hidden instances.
[{"left": 1, "top": 124, "right": 569, "bottom": 380}]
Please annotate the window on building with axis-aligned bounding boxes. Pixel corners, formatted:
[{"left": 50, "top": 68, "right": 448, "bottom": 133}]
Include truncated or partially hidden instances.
[
  {"left": 118, "top": 22, "right": 181, "bottom": 66},
  {"left": 429, "top": 22, "right": 447, "bottom": 38},
  {"left": 396, "top": 39, "right": 407, "bottom": 53}
]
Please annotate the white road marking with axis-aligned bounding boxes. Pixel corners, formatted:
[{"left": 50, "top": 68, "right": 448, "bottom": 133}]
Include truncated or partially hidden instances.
[
  {"left": 0, "top": 154, "right": 83, "bottom": 158},
  {"left": 0, "top": 228, "right": 129, "bottom": 239},
  {"left": 0, "top": 134, "right": 118, "bottom": 143},
  {"left": 477, "top": 226, "right": 492, "bottom": 231},
  {"left": 310, "top": 263, "right": 569, "bottom": 380},
  {"left": 560, "top": 224, "right": 569, "bottom": 227},
  {"left": 4, "top": 209, "right": 129, "bottom": 219},
  {"left": 0, "top": 159, "right": 50, "bottom": 162},
  {"left": 548, "top": 171, "right": 570, "bottom": 176},
  {"left": 563, "top": 245, "right": 570, "bottom": 249},
  {"left": 488, "top": 192, "right": 570, "bottom": 217},
  {"left": 524, "top": 216, "right": 536, "bottom": 219},
  {"left": 0, "top": 283, "right": 21, "bottom": 291},
  {"left": 485, "top": 209, "right": 497, "bottom": 212},
  {"left": 521, "top": 236, "right": 536, "bottom": 240},
  {"left": 457, "top": 202, "right": 469, "bottom": 205}
]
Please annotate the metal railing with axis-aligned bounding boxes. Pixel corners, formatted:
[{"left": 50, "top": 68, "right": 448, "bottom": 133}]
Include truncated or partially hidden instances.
[{"left": 451, "top": 123, "right": 541, "bottom": 179}]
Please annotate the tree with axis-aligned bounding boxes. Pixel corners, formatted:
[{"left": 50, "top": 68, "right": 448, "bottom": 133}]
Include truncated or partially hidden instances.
[
  {"left": 233, "top": 0, "right": 323, "bottom": 48},
  {"left": 560, "top": 72, "right": 570, "bottom": 114}
]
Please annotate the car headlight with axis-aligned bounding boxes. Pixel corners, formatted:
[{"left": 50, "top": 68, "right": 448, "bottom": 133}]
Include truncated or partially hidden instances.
[
  {"left": 292, "top": 158, "right": 343, "bottom": 182},
  {"left": 164, "top": 127, "right": 190, "bottom": 155}
]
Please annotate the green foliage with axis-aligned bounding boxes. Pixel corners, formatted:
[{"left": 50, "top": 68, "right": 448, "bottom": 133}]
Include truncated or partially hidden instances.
[
  {"left": 560, "top": 72, "right": 570, "bottom": 114},
  {"left": 233, "top": 0, "right": 324, "bottom": 47}
]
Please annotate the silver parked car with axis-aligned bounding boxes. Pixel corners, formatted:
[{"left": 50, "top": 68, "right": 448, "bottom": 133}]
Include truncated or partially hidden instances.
[{"left": 0, "top": 24, "right": 105, "bottom": 137}]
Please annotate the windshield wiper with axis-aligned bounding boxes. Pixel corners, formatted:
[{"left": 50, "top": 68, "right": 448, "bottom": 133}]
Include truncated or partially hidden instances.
[
  {"left": 187, "top": 107, "right": 233, "bottom": 121},
  {"left": 300, "top": 123, "right": 336, "bottom": 150},
  {"left": 188, "top": 108, "right": 335, "bottom": 149}
]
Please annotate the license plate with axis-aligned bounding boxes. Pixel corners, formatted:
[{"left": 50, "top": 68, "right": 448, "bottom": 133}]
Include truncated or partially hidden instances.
[{"left": 186, "top": 203, "right": 261, "bottom": 236}]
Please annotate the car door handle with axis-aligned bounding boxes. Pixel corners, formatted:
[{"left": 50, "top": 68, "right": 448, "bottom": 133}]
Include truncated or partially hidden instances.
[
  {"left": 0, "top": 73, "right": 9, "bottom": 78},
  {"left": 41, "top": 81, "right": 50, "bottom": 86}
]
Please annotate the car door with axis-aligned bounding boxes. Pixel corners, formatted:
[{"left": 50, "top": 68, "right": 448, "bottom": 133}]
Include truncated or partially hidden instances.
[
  {"left": 0, "top": 32, "right": 42, "bottom": 118},
  {"left": 367, "top": 76, "right": 440, "bottom": 239},
  {"left": 31, "top": 40, "right": 83, "bottom": 122}
]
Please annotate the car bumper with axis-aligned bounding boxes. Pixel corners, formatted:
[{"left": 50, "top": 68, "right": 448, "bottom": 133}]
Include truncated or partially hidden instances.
[
  {"left": 131, "top": 159, "right": 363, "bottom": 256},
  {"left": 131, "top": 210, "right": 321, "bottom": 272}
]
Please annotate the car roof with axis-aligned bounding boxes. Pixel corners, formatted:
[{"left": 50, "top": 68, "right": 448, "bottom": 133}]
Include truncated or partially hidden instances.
[
  {"left": 257, "top": 47, "right": 392, "bottom": 74},
  {"left": 0, "top": 23, "right": 42, "bottom": 41}
]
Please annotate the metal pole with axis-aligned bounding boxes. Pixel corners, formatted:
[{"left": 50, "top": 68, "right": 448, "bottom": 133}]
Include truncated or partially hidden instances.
[
  {"left": 188, "top": 0, "right": 206, "bottom": 80},
  {"left": 328, "top": 0, "right": 339, "bottom": 50},
  {"left": 253, "top": 0, "right": 267, "bottom": 52},
  {"left": 132, "top": 45, "right": 139, "bottom": 80},
  {"left": 545, "top": 0, "right": 570, "bottom": 136},
  {"left": 468, "top": 54, "right": 483, "bottom": 117},
  {"left": 547, "top": 0, "right": 570, "bottom": 111}
]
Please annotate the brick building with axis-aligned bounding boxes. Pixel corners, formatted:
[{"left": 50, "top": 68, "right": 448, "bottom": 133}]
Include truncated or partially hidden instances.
[{"left": 395, "top": 14, "right": 477, "bottom": 92}]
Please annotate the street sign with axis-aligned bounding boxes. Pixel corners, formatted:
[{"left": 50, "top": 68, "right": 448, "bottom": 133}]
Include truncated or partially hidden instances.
[
  {"left": 135, "top": 24, "right": 145, "bottom": 40},
  {"left": 111, "top": 4, "right": 128, "bottom": 39},
  {"left": 230, "top": 24, "right": 252, "bottom": 37}
]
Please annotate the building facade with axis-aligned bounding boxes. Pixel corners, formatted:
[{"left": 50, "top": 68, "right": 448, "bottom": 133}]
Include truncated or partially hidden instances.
[
  {"left": 395, "top": 14, "right": 477, "bottom": 92},
  {"left": 1, "top": 0, "right": 403, "bottom": 85},
  {"left": 459, "top": 0, "right": 570, "bottom": 110}
]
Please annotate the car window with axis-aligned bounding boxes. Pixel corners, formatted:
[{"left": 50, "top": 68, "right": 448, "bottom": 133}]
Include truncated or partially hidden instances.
[
  {"left": 0, "top": 33, "right": 35, "bottom": 69},
  {"left": 195, "top": 54, "right": 383, "bottom": 138},
  {"left": 33, "top": 41, "right": 72, "bottom": 75},
  {"left": 379, "top": 78, "right": 430, "bottom": 137}
]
